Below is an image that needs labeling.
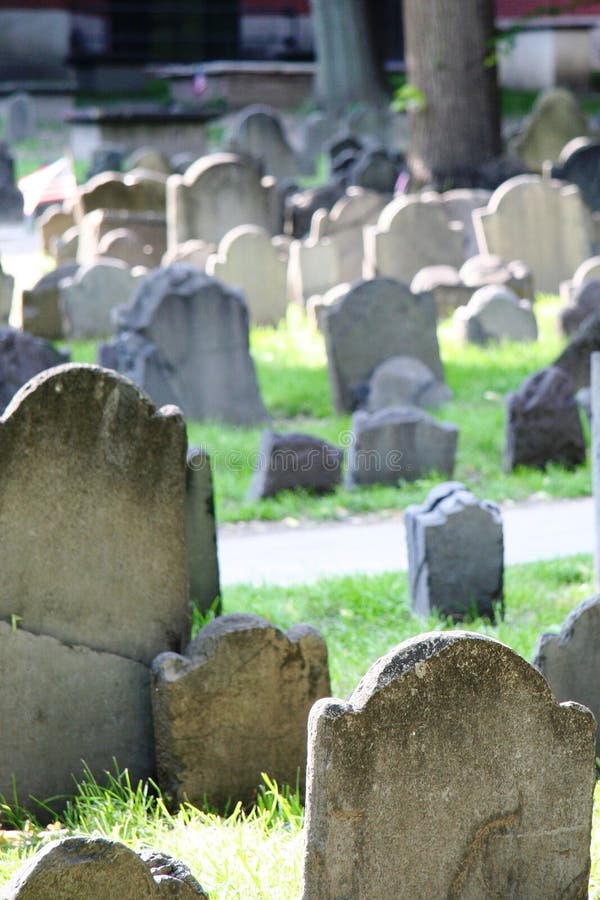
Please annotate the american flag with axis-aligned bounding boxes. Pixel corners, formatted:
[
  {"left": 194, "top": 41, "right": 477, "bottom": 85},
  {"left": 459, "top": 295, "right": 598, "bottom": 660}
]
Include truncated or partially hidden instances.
[{"left": 17, "top": 157, "right": 78, "bottom": 217}]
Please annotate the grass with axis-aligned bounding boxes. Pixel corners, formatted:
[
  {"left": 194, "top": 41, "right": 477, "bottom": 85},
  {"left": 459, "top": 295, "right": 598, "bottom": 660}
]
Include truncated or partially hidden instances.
[
  {"left": 67, "top": 293, "right": 591, "bottom": 524},
  {"left": 1, "top": 555, "right": 600, "bottom": 895}
]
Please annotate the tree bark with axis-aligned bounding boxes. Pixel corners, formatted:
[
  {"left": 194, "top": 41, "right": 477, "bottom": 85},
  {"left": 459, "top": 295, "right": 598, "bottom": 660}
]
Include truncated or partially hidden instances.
[
  {"left": 310, "top": 0, "right": 386, "bottom": 113},
  {"left": 403, "top": 0, "right": 502, "bottom": 187}
]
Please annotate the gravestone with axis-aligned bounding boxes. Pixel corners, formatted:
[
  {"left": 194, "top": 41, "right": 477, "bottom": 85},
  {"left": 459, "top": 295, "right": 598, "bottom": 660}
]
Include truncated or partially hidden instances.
[
  {"left": 85, "top": 144, "right": 124, "bottom": 180},
  {"left": 59, "top": 259, "right": 139, "bottom": 339},
  {"left": 473, "top": 175, "right": 592, "bottom": 294},
  {"left": 554, "top": 308, "right": 600, "bottom": 389},
  {"left": 152, "top": 613, "right": 331, "bottom": 808},
  {"left": 405, "top": 481, "right": 503, "bottom": 619},
  {"left": 38, "top": 204, "right": 76, "bottom": 257},
  {"left": 77, "top": 208, "right": 166, "bottom": 266},
  {"left": 346, "top": 406, "right": 458, "bottom": 487},
  {"left": 287, "top": 235, "right": 341, "bottom": 306},
  {"left": 302, "top": 631, "right": 596, "bottom": 899},
  {"left": 459, "top": 253, "right": 534, "bottom": 299},
  {"left": 0, "top": 143, "right": 23, "bottom": 220},
  {"left": 505, "top": 366, "right": 586, "bottom": 470},
  {"left": 0, "top": 364, "right": 189, "bottom": 664},
  {"left": 162, "top": 239, "right": 216, "bottom": 269},
  {"left": 363, "top": 194, "right": 466, "bottom": 283},
  {"left": 454, "top": 284, "right": 538, "bottom": 345},
  {"left": 248, "top": 431, "right": 343, "bottom": 500},
  {"left": 6, "top": 838, "right": 208, "bottom": 898},
  {"left": 125, "top": 146, "right": 171, "bottom": 176},
  {"left": 573, "top": 255, "right": 600, "bottom": 289},
  {"left": 367, "top": 356, "right": 452, "bottom": 412},
  {"left": 0, "top": 620, "right": 154, "bottom": 812},
  {"left": 533, "top": 595, "right": 600, "bottom": 756},
  {"left": 97, "top": 228, "right": 156, "bottom": 269},
  {"left": 166, "top": 152, "right": 272, "bottom": 250},
  {"left": 440, "top": 188, "right": 492, "bottom": 258},
  {"left": 55, "top": 226, "right": 79, "bottom": 264},
  {"left": 560, "top": 279, "right": 600, "bottom": 336},
  {"left": 410, "top": 265, "right": 473, "bottom": 318},
  {"left": 350, "top": 148, "right": 400, "bottom": 194},
  {"left": 79, "top": 169, "right": 167, "bottom": 217},
  {"left": 20, "top": 262, "right": 79, "bottom": 338},
  {"left": 284, "top": 182, "right": 345, "bottom": 239},
  {"left": 206, "top": 225, "right": 288, "bottom": 326},
  {"left": 321, "top": 278, "right": 444, "bottom": 413},
  {"left": 231, "top": 105, "right": 298, "bottom": 179},
  {"left": 0, "top": 326, "right": 68, "bottom": 412},
  {"left": 552, "top": 137, "right": 600, "bottom": 213},
  {"left": 186, "top": 447, "right": 221, "bottom": 617},
  {"left": 5, "top": 92, "right": 35, "bottom": 144},
  {"left": 511, "top": 87, "right": 590, "bottom": 172},
  {"left": 99, "top": 266, "right": 269, "bottom": 425}
]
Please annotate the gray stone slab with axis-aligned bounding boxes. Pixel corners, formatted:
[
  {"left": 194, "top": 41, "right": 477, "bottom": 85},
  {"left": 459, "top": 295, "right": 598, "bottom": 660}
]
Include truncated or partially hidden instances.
[
  {"left": 454, "top": 284, "right": 538, "bottom": 345},
  {"left": 366, "top": 356, "right": 452, "bottom": 411},
  {"left": 302, "top": 631, "right": 596, "bottom": 899},
  {"left": 247, "top": 430, "right": 343, "bottom": 500}
]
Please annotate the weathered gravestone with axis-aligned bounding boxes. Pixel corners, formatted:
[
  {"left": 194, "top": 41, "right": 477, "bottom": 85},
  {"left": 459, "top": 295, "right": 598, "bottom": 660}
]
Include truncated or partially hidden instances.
[
  {"left": 5, "top": 837, "right": 208, "bottom": 899},
  {"left": 230, "top": 104, "right": 299, "bottom": 179},
  {"left": 505, "top": 366, "right": 586, "bottom": 471},
  {"left": 38, "top": 203, "right": 76, "bottom": 258},
  {"left": 405, "top": 481, "right": 503, "bottom": 619},
  {"left": 59, "top": 259, "right": 139, "bottom": 339},
  {"left": 284, "top": 182, "right": 345, "bottom": 239},
  {"left": 98, "top": 266, "right": 269, "bottom": 425},
  {"left": 459, "top": 253, "right": 534, "bottom": 299},
  {"left": 96, "top": 227, "right": 155, "bottom": 269},
  {"left": 55, "top": 226, "right": 79, "bottom": 264},
  {"left": 321, "top": 278, "right": 444, "bottom": 413},
  {"left": 454, "top": 284, "right": 538, "bottom": 345},
  {"left": 0, "top": 143, "right": 23, "bottom": 220},
  {"left": 511, "top": 87, "right": 590, "bottom": 172},
  {"left": 287, "top": 234, "right": 341, "bottom": 306},
  {"left": 125, "top": 146, "right": 171, "bottom": 176},
  {"left": 439, "top": 188, "right": 492, "bottom": 258},
  {"left": 346, "top": 406, "right": 458, "bottom": 487},
  {"left": 533, "top": 595, "right": 600, "bottom": 756},
  {"left": 349, "top": 148, "right": 400, "bottom": 194},
  {"left": 78, "top": 169, "right": 167, "bottom": 217},
  {"left": 366, "top": 356, "right": 452, "bottom": 412},
  {"left": 554, "top": 309, "right": 600, "bottom": 389},
  {"left": 162, "top": 238, "right": 216, "bottom": 269},
  {"left": 20, "top": 261, "right": 79, "bottom": 338},
  {"left": 186, "top": 447, "right": 221, "bottom": 617},
  {"left": 248, "top": 430, "right": 343, "bottom": 500},
  {"left": 473, "top": 175, "right": 593, "bottom": 294},
  {"left": 0, "top": 326, "right": 68, "bottom": 412},
  {"left": 560, "top": 279, "right": 600, "bottom": 336},
  {"left": 85, "top": 144, "right": 124, "bottom": 180},
  {"left": 77, "top": 208, "right": 166, "bottom": 266},
  {"left": 301, "top": 631, "right": 596, "bottom": 899},
  {"left": 152, "top": 613, "right": 331, "bottom": 808},
  {"left": 206, "top": 224, "right": 288, "bottom": 326},
  {"left": 166, "top": 152, "right": 272, "bottom": 250},
  {"left": 363, "top": 194, "right": 466, "bottom": 284},
  {"left": 410, "top": 265, "right": 473, "bottom": 318},
  {"left": 552, "top": 137, "right": 600, "bottom": 213}
]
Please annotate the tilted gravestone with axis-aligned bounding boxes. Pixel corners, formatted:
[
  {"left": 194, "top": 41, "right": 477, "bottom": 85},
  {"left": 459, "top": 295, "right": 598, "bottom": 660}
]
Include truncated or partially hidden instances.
[
  {"left": 152, "top": 613, "right": 331, "bottom": 808},
  {"left": 59, "top": 259, "right": 139, "bottom": 339},
  {"left": 533, "top": 595, "right": 600, "bottom": 757},
  {"left": 248, "top": 430, "right": 343, "bottom": 500},
  {"left": 473, "top": 175, "right": 592, "bottom": 294},
  {"left": 405, "top": 481, "right": 503, "bottom": 620},
  {"left": 186, "top": 447, "right": 221, "bottom": 617},
  {"left": 346, "top": 406, "right": 458, "bottom": 487},
  {"left": 166, "top": 152, "right": 272, "bottom": 250},
  {"left": 505, "top": 367, "right": 586, "bottom": 471},
  {"left": 363, "top": 194, "right": 466, "bottom": 284},
  {"left": 206, "top": 224, "right": 288, "bottom": 326},
  {"left": 0, "top": 326, "right": 69, "bottom": 412},
  {"left": 230, "top": 104, "right": 299, "bottom": 180},
  {"left": 366, "top": 356, "right": 452, "bottom": 412},
  {"left": 302, "top": 631, "right": 596, "bottom": 899},
  {"left": 321, "top": 278, "right": 444, "bottom": 413},
  {"left": 454, "top": 284, "right": 538, "bottom": 345},
  {"left": 511, "top": 87, "right": 590, "bottom": 172},
  {"left": 6, "top": 837, "right": 208, "bottom": 898},
  {"left": 552, "top": 137, "right": 600, "bottom": 214},
  {"left": 98, "top": 266, "right": 269, "bottom": 425}
]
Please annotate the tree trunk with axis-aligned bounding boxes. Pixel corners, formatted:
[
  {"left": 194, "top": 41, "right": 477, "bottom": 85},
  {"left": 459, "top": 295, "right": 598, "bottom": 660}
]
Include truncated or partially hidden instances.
[
  {"left": 310, "top": 0, "right": 386, "bottom": 113},
  {"left": 403, "top": 0, "right": 502, "bottom": 187}
]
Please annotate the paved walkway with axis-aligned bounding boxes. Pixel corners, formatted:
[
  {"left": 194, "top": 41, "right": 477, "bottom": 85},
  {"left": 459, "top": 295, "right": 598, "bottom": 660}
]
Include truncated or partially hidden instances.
[{"left": 217, "top": 496, "right": 595, "bottom": 586}]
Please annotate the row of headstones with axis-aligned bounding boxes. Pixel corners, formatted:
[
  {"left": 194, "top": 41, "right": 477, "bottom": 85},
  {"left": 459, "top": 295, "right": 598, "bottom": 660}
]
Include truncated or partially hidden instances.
[{"left": 6, "top": 601, "right": 600, "bottom": 898}]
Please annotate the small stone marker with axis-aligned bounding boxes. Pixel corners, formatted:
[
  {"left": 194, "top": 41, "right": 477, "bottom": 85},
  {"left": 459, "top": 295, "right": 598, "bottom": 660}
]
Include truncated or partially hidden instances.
[
  {"left": 0, "top": 326, "right": 69, "bottom": 412},
  {"left": 454, "top": 284, "right": 538, "bottom": 345},
  {"left": 405, "top": 481, "right": 503, "bottom": 619},
  {"left": 5, "top": 837, "right": 208, "bottom": 899},
  {"left": 152, "top": 613, "right": 331, "bottom": 808},
  {"left": 302, "top": 631, "right": 596, "bottom": 899},
  {"left": 100, "top": 266, "right": 268, "bottom": 425},
  {"left": 186, "top": 447, "right": 221, "bottom": 617},
  {"left": 248, "top": 430, "right": 343, "bottom": 500},
  {"left": 346, "top": 406, "right": 458, "bottom": 487},
  {"left": 321, "top": 278, "right": 444, "bottom": 413},
  {"left": 533, "top": 595, "right": 600, "bottom": 755},
  {"left": 505, "top": 366, "right": 586, "bottom": 471},
  {"left": 366, "top": 356, "right": 451, "bottom": 411},
  {"left": 59, "top": 259, "right": 138, "bottom": 339}
]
